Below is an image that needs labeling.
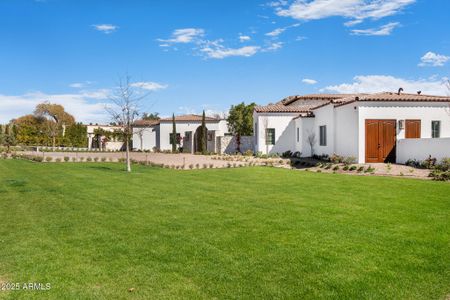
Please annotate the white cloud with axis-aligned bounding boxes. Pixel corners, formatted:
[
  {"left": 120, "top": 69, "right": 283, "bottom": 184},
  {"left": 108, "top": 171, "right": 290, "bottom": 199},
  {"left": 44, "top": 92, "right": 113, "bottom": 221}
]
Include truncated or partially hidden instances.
[
  {"left": 418, "top": 51, "right": 450, "bottom": 67},
  {"left": 92, "top": 24, "right": 118, "bottom": 34},
  {"left": 266, "top": 27, "right": 286, "bottom": 37},
  {"left": 158, "top": 28, "right": 205, "bottom": 44},
  {"left": 323, "top": 75, "right": 449, "bottom": 96},
  {"left": 201, "top": 41, "right": 260, "bottom": 59},
  {"left": 351, "top": 22, "right": 399, "bottom": 36},
  {"left": 69, "top": 81, "right": 93, "bottom": 89},
  {"left": 130, "top": 82, "right": 168, "bottom": 91},
  {"left": 302, "top": 78, "right": 318, "bottom": 84},
  {"left": 0, "top": 90, "right": 112, "bottom": 123},
  {"left": 265, "top": 42, "right": 284, "bottom": 51},
  {"left": 266, "top": 0, "right": 288, "bottom": 7},
  {"left": 344, "top": 19, "right": 363, "bottom": 27},
  {"left": 265, "top": 23, "right": 300, "bottom": 37},
  {"left": 69, "top": 83, "right": 85, "bottom": 88},
  {"left": 276, "top": 0, "right": 415, "bottom": 26},
  {"left": 159, "top": 27, "right": 285, "bottom": 59},
  {"left": 239, "top": 35, "right": 251, "bottom": 42}
]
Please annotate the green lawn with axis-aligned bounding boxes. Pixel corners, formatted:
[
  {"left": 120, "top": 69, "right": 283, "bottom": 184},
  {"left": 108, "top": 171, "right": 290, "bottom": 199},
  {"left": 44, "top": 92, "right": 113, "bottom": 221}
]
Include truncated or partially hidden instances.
[{"left": 0, "top": 160, "right": 449, "bottom": 299}]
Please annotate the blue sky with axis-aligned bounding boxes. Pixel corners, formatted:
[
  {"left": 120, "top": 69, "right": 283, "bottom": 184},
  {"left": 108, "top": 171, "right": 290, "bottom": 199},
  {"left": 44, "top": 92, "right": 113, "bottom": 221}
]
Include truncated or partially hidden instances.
[{"left": 1, "top": 0, "right": 449, "bottom": 123}]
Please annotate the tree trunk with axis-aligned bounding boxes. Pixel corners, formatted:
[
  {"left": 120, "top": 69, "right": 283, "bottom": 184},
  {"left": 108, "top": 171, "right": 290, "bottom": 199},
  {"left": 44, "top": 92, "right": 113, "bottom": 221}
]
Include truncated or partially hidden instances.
[
  {"left": 236, "top": 133, "right": 241, "bottom": 153},
  {"left": 126, "top": 137, "right": 131, "bottom": 172},
  {"left": 52, "top": 135, "right": 56, "bottom": 148}
]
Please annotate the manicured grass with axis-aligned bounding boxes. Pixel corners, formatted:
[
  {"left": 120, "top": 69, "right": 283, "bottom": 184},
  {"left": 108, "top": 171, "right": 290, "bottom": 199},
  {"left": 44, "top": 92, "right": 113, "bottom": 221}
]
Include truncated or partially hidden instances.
[{"left": 0, "top": 160, "right": 449, "bottom": 299}]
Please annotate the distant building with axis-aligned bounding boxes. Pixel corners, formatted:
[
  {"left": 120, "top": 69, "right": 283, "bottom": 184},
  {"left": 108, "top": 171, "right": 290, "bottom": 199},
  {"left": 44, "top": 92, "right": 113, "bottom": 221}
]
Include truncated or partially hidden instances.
[
  {"left": 86, "top": 124, "right": 124, "bottom": 151},
  {"left": 132, "top": 114, "right": 229, "bottom": 153}
]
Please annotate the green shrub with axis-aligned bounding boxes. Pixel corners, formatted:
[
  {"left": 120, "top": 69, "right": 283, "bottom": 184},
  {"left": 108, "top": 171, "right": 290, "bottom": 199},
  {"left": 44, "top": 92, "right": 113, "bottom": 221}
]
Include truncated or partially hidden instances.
[
  {"left": 101, "top": 157, "right": 107, "bottom": 162},
  {"left": 357, "top": 166, "right": 364, "bottom": 173},
  {"left": 189, "top": 164, "right": 194, "bottom": 169},
  {"left": 343, "top": 156, "right": 357, "bottom": 165},
  {"left": 94, "top": 157, "right": 99, "bottom": 162},
  {"left": 349, "top": 165, "right": 357, "bottom": 171},
  {"left": 365, "top": 166, "right": 375, "bottom": 173},
  {"left": 86, "top": 157, "right": 92, "bottom": 162},
  {"left": 330, "top": 154, "right": 344, "bottom": 164},
  {"left": 45, "top": 156, "right": 53, "bottom": 162},
  {"left": 343, "top": 165, "right": 349, "bottom": 171},
  {"left": 55, "top": 158, "right": 62, "bottom": 163},
  {"left": 332, "top": 165, "right": 339, "bottom": 171},
  {"left": 428, "top": 169, "right": 449, "bottom": 181},
  {"left": 243, "top": 149, "right": 253, "bottom": 156},
  {"left": 64, "top": 156, "right": 70, "bottom": 162},
  {"left": 324, "top": 163, "right": 332, "bottom": 170}
]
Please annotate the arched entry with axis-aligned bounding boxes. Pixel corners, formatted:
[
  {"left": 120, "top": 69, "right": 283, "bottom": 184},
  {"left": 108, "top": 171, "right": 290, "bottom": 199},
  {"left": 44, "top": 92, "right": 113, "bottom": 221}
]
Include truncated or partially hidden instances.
[{"left": 193, "top": 125, "right": 208, "bottom": 153}]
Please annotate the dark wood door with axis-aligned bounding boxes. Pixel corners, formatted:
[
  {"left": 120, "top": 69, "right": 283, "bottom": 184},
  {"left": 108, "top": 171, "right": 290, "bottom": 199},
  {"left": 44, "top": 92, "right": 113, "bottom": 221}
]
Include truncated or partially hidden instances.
[
  {"left": 365, "top": 120, "right": 396, "bottom": 163},
  {"left": 405, "top": 120, "right": 421, "bottom": 138}
]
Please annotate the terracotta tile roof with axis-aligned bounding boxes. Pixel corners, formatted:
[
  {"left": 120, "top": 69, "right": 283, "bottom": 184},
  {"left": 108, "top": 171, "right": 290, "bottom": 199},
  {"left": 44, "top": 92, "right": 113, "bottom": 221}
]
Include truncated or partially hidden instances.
[
  {"left": 159, "top": 114, "right": 221, "bottom": 122},
  {"left": 256, "top": 92, "right": 450, "bottom": 113},
  {"left": 334, "top": 92, "right": 450, "bottom": 107},
  {"left": 278, "top": 94, "right": 358, "bottom": 105},
  {"left": 133, "top": 119, "right": 160, "bottom": 126},
  {"left": 254, "top": 104, "right": 317, "bottom": 113},
  {"left": 255, "top": 93, "right": 355, "bottom": 113}
]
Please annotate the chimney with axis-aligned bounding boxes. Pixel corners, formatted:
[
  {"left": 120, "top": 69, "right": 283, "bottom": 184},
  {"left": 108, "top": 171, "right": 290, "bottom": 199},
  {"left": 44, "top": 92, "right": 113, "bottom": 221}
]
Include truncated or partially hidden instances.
[
  {"left": 397, "top": 87, "right": 404, "bottom": 95},
  {"left": 417, "top": 91, "right": 422, "bottom": 95}
]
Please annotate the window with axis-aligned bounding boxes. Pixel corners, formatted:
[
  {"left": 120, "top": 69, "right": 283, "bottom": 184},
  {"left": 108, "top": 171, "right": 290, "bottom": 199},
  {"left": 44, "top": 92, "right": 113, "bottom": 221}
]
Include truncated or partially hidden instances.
[
  {"left": 319, "top": 126, "right": 327, "bottom": 146},
  {"left": 431, "top": 121, "right": 441, "bottom": 138},
  {"left": 265, "top": 128, "right": 275, "bottom": 145},
  {"left": 169, "top": 133, "right": 181, "bottom": 144},
  {"left": 297, "top": 127, "right": 300, "bottom": 142}
]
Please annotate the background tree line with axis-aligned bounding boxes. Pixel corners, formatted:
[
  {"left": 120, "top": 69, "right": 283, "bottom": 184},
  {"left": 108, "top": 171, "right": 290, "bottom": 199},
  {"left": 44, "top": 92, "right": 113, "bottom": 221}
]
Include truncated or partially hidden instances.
[{"left": 1, "top": 102, "right": 87, "bottom": 148}]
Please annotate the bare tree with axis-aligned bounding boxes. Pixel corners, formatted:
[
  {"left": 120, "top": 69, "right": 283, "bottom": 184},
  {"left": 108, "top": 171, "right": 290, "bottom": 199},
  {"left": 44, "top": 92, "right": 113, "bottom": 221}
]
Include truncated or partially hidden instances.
[
  {"left": 307, "top": 130, "right": 316, "bottom": 157},
  {"left": 106, "top": 76, "right": 151, "bottom": 172}
]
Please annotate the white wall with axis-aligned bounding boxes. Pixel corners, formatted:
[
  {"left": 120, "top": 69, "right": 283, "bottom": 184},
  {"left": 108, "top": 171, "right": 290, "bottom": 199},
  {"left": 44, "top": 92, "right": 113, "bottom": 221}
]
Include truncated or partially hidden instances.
[
  {"left": 132, "top": 126, "right": 158, "bottom": 151},
  {"left": 334, "top": 103, "right": 359, "bottom": 158},
  {"left": 300, "top": 117, "right": 315, "bottom": 157},
  {"left": 358, "top": 101, "right": 450, "bottom": 163},
  {"left": 312, "top": 104, "right": 335, "bottom": 156},
  {"left": 397, "top": 138, "right": 450, "bottom": 164},
  {"left": 159, "top": 121, "right": 227, "bottom": 151},
  {"left": 254, "top": 112, "right": 298, "bottom": 154}
]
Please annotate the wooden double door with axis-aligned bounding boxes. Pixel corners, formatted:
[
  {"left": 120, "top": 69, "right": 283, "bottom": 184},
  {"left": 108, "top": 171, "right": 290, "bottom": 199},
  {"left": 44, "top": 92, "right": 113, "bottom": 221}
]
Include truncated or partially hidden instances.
[{"left": 365, "top": 120, "right": 396, "bottom": 163}]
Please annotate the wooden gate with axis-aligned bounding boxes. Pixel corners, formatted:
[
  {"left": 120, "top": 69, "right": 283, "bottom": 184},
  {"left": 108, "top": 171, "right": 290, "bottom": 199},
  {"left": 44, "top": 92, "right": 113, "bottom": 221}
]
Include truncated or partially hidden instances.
[{"left": 365, "top": 120, "right": 396, "bottom": 163}]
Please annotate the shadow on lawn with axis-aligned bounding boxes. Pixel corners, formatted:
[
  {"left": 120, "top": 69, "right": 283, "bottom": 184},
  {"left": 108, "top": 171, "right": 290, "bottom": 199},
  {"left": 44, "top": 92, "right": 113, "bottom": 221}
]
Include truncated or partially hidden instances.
[{"left": 86, "top": 165, "right": 115, "bottom": 171}]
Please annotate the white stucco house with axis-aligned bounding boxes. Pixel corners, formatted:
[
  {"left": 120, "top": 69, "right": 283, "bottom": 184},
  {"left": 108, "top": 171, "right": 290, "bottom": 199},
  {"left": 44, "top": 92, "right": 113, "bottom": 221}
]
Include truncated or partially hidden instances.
[
  {"left": 254, "top": 92, "right": 450, "bottom": 164},
  {"left": 133, "top": 114, "right": 229, "bottom": 153},
  {"left": 86, "top": 124, "right": 124, "bottom": 151}
]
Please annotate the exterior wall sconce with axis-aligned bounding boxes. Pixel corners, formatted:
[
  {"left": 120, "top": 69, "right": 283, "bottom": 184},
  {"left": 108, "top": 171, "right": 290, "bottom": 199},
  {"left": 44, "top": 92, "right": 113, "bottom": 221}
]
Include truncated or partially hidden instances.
[{"left": 398, "top": 120, "right": 405, "bottom": 130}]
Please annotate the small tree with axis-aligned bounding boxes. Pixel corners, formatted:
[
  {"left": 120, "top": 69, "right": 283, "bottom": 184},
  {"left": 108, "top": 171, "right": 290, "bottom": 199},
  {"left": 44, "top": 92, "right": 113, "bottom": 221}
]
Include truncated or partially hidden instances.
[
  {"left": 3, "top": 124, "right": 17, "bottom": 153},
  {"left": 307, "top": 130, "right": 316, "bottom": 157},
  {"left": 34, "top": 102, "right": 75, "bottom": 147},
  {"left": 171, "top": 113, "right": 177, "bottom": 153},
  {"left": 106, "top": 75, "right": 150, "bottom": 172},
  {"left": 227, "top": 102, "right": 256, "bottom": 152},
  {"left": 142, "top": 112, "right": 160, "bottom": 120},
  {"left": 0, "top": 124, "right": 4, "bottom": 148},
  {"left": 200, "top": 110, "right": 207, "bottom": 154}
]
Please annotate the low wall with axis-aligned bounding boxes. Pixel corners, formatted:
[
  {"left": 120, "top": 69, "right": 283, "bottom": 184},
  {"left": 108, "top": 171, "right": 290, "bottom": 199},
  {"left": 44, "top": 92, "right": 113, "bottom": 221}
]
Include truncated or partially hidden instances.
[
  {"left": 217, "top": 136, "right": 254, "bottom": 154},
  {"left": 397, "top": 138, "right": 450, "bottom": 164}
]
